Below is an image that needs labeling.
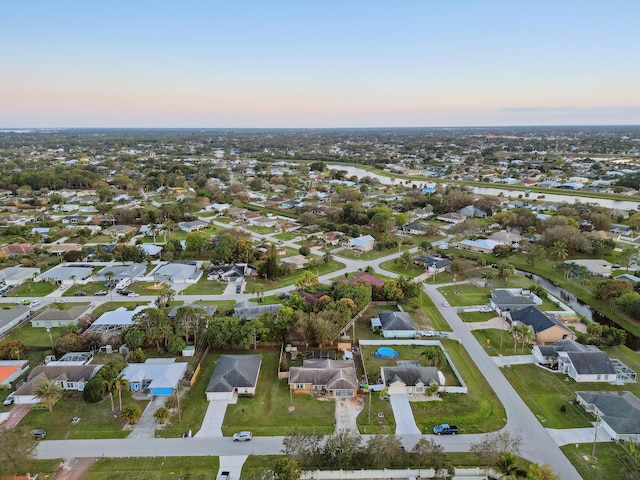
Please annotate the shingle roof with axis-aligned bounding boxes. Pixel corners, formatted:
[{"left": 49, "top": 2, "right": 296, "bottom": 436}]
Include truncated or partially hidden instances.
[
  {"left": 15, "top": 365, "right": 101, "bottom": 395},
  {"left": 510, "top": 306, "right": 572, "bottom": 335},
  {"left": 288, "top": 359, "right": 358, "bottom": 390},
  {"left": 206, "top": 354, "right": 262, "bottom": 393},
  {"left": 577, "top": 391, "right": 640, "bottom": 435},
  {"left": 378, "top": 311, "right": 416, "bottom": 332},
  {"left": 567, "top": 352, "right": 617, "bottom": 375},
  {"left": 382, "top": 366, "right": 440, "bottom": 387}
]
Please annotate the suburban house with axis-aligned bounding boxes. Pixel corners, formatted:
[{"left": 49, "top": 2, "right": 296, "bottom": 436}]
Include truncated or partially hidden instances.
[
  {"left": 233, "top": 301, "right": 282, "bottom": 320},
  {"left": 37, "top": 264, "right": 94, "bottom": 285},
  {"left": 13, "top": 364, "right": 102, "bottom": 404},
  {"left": 338, "top": 272, "right": 385, "bottom": 288},
  {"left": 576, "top": 391, "right": 640, "bottom": 442},
  {"left": 281, "top": 255, "right": 309, "bottom": 270},
  {"left": 121, "top": 358, "right": 188, "bottom": 396},
  {"left": 178, "top": 220, "right": 208, "bottom": 233},
  {"left": 459, "top": 205, "right": 487, "bottom": 218},
  {"left": 373, "top": 311, "right": 416, "bottom": 338},
  {"left": 508, "top": 306, "right": 574, "bottom": 343},
  {"left": 208, "top": 263, "right": 255, "bottom": 282},
  {"left": 348, "top": 235, "right": 376, "bottom": 252},
  {"left": 413, "top": 254, "right": 452, "bottom": 274},
  {"left": 205, "top": 354, "right": 262, "bottom": 401},
  {"left": 31, "top": 305, "right": 91, "bottom": 328},
  {"left": 103, "top": 225, "right": 138, "bottom": 238},
  {"left": 0, "top": 266, "right": 40, "bottom": 285},
  {"left": 436, "top": 212, "right": 466, "bottom": 225},
  {"left": 490, "top": 288, "right": 542, "bottom": 312},
  {"left": 400, "top": 221, "right": 431, "bottom": 236},
  {"left": 0, "top": 242, "right": 39, "bottom": 258},
  {"left": 149, "top": 262, "right": 202, "bottom": 283},
  {"left": 533, "top": 339, "right": 635, "bottom": 384},
  {"left": 0, "top": 360, "right": 29, "bottom": 387},
  {"left": 0, "top": 305, "right": 31, "bottom": 336},
  {"left": 323, "top": 231, "right": 345, "bottom": 246},
  {"left": 458, "top": 239, "right": 503, "bottom": 254},
  {"left": 97, "top": 263, "right": 147, "bottom": 282},
  {"left": 249, "top": 216, "right": 278, "bottom": 228},
  {"left": 381, "top": 366, "right": 443, "bottom": 395},
  {"left": 488, "top": 230, "right": 522, "bottom": 245},
  {"left": 288, "top": 358, "right": 358, "bottom": 399},
  {"left": 88, "top": 305, "right": 150, "bottom": 336}
]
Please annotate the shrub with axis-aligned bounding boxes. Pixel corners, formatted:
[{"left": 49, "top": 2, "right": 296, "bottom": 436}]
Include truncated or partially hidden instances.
[{"left": 121, "top": 403, "right": 142, "bottom": 424}]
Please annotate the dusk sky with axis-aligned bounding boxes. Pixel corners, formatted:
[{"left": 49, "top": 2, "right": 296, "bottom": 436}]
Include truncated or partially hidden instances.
[{"left": 2, "top": 1, "right": 639, "bottom": 128}]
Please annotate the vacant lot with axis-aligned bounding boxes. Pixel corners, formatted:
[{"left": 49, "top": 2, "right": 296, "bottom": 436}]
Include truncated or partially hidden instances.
[
  {"left": 181, "top": 277, "right": 226, "bottom": 295},
  {"left": 84, "top": 456, "right": 219, "bottom": 479},
  {"left": 10, "top": 281, "right": 57, "bottom": 297},
  {"left": 439, "top": 284, "right": 490, "bottom": 306},
  {"left": 471, "top": 328, "right": 526, "bottom": 356}
]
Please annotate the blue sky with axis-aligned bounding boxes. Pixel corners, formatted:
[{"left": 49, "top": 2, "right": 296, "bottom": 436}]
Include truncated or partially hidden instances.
[{"left": 1, "top": 1, "right": 639, "bottom": 127}]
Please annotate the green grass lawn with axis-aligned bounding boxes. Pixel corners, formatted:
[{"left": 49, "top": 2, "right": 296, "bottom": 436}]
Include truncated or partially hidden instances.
[
  {"left": 196, "top": 299, "right": 235, "bottom": 312},
  {"left": 84, "top": 456, "right": 220, "bottom": 479},
  {"left": 63, "top": 282, "right": 111, "bottom": 296},
  {"left": 458, "top": 311, "right": 495, "bottom": 322},
  {"left": 241, "top": 455, "right": 280, "bottom": 480},
  {"left": 246, "top": 225, "right": 277, "bottom": 235},
  {"left": 378, "top": 259, "right": 425, "bottom": 278},
  {"left": 409, "top": 340, "right": 506, "bottom": 434},
  {"left": 223, "top": 350, "right": 336, "bottom": 435},
  {"left": 471, "top": 328, "right": 526, "bottom": 356},
  {"left": 155, "top": 353, "right": 218, "bottom": 438},
  {"left": 356, "top": 392, "right": 396, "bottom": 434},
  {"left": 20, "top": 391, "right": 149, "bottom": 439},
  {"left": 274, "top": 232, "right": 298, "bottom": 241},
  {"left": 91, "top": 302, "right": 141, "bottom": 319},
  {"left": 10, "top": 281, "right": 58, "bottom": 297},
  {"left": 439, "top": 284, "right": 490, "bottom": 306},
  {"left": 181, "top": 277, "right": 226, "bottom": 295},
  {"left": 2, "top": 323, "right": 65, "bottom": 348},
  {"left": 249, "top": 294, "right": 285, "bottom": 305},
  {"left": 245, "top": 260, "right": 345, "bottom": 291},
  {"left": 561, "top": 442, "right": 635, "bottom": 480}
]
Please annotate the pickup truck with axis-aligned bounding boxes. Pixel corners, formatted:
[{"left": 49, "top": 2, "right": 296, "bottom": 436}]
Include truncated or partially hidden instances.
[{"left": 433, "top": 423, "right": 459, "bottom": 435}]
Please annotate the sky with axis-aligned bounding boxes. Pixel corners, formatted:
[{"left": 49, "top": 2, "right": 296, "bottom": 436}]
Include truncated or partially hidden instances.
[{"left": 1, "top": 1, "right": 639, "bottom": 128}]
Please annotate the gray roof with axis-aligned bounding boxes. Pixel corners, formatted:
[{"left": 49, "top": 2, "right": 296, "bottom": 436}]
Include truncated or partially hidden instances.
[
  {"left": 382, "top": 366, "right": 440, "bottom": 386},
  {"left": 234, "top": 301, "right": 282, "bottom": 320},
  {"left": 15, "top": 365, "right": 101, "bottom": 396},
  {"left": 152, "top": 262, "right": 201, "bottom": 282},
  {"left": 39, "top": 265, "right": 94, "bottom": 282},
  {"left": 577, "top": 391, "right": 640, "bottom": 435},
  {"left": 206, "top": 354, "right": 262, "bottom": 393},
  {"left": 97, "top": 263, "right": 147, "bottom": 279},
  {"left": 510, "top": 306, "right": 572, "bottom": 335},
  {"left": 567, "top": 351, "right": 617, "bottom": 375},
  {"left": 0, "top": 266, "right": 40, "bottom": 283},
  {"left": 491, "top": 289, "right": 537, "bottom": 307},
  {"left": 0, "top": 305, "right": 30, "bottom": 329},
  {"left": 288, "top": 359, "right": 358, "bottom": 390},
  {"left": 31, "top": 305, "right": 90, "bottom": 322},
  {"left": 378, "top": 311, "right": 416, "bottom": 332}
]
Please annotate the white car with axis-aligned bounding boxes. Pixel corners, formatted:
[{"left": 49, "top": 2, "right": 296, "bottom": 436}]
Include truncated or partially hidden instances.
[
  {"left": 442, "top": 301, "right": 450, "bottom": 307},
  {"left": 418, "top": 330, "right": 436, "bottom": 337},
  {"left": 3, "top": 393, "right": 14, "bottom": 406},
  {"left": 128, "top": 292, "right": 140, "bottom": 297},
  {"left": 31, "top": 300, "right": 40, "bottom": 306},
  {"left": 232, "top": 431, "right": 252, "bottom": 442}
]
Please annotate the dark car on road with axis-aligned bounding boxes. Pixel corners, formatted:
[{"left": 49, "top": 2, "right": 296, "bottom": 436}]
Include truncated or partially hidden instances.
[
  {"left": 433, "top": 423, "right": 458, "bottom": 435},
  {"left": 74, "top": 291, "right": 87, "bottom": 296}
]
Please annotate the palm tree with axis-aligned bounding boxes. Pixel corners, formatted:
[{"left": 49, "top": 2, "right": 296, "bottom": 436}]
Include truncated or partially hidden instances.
[
  {"left": 106, "top": 376, "right": 118, "bottom": 412},
  {"left": 509, "top": 324, "right": 524, "bottom": 354},
  {"left": 153, "top": 406, "right": 170, "bottom": 424},
  {"left": 421, "top": 346, "right": 447, "bottom": 369},
  {"left": 419, "top": 240, "right": 432, "bottom": 253},
  {"left": 114, "top": 374, "right": 129, "bottom": 411},
  {"left": 35, "top": 379, "right": 63, "bottom": 412},
  {"left": 551, "top": 241, "right": 568, "bottom": 262},
  {"left": 495, "top": 452, "right": 527, "bottom": 479},
  {"left": 520, "top": 325, "right": 535, "bottom": 353}
]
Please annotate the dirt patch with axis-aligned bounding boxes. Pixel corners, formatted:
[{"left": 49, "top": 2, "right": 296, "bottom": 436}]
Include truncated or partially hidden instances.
[{"left": 52, "top": 458, "right": 96, "bottom": 480}]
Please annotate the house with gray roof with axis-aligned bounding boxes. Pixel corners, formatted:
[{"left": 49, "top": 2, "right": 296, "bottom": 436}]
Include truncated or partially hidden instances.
[
  {"left": 178, "top": 220, "right": 208, "bottom": 233},
  {"left": 31, "top": 305, "right": 92, "bottom": 328},
  {"left": 375, "top": 311, "right": 416, "bottom": 338},
  {"left": 149, "top": 262, "right": 202, "bottom": 284},
  {"left": 121, "top": 358, "right": 188, "bottom": 396},
  {"left": 381, "top": 366, "right": 442, "bottom": 395},
  {"left": 0, "top": 305, "right": 31, "bottom": 336},
  {"left": 233, "top": 300, "right": 282, "bottom": 320},
  {"left": 37, "top": 264, "right": 94, "bottom": 285},
  {"left": 206, "top": 354, "right": 262, "bottom": 401},
  {"left": 13, "top": 364, "right": 101, "bottom": 404},
  {"left": 288, "top": 358, "right": 358, "bottom": 399},
  {"left": 0, "top": 266, "right": 40, "bottom": 285},
  {"left": 97, "top": 263, "right": 147, "bottom": 281},
  {"left": 576, "top": 391, "right": 640, "bottom": 442},
  {"left": 490, "top": 288, "right": 542, "bottom": 312},
  {"left": 509, "top": 306, "right": 574, "bottom": 344}
]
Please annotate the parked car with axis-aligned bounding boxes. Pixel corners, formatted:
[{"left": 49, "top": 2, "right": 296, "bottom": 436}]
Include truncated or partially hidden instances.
[
  {"left": 418, "top": 330, "right": 436, "bottom": 337},
  {"left": 128, "top": 292, "right": 140, "bottom": 297},
  {"left": 118, "top": 290, "right": 133, "bottom": 296},
  {"left": 3, "top": 393, "right": 14, "bottom": 406},
  {"left": 104, "top": 280, "right": 117, "bottom": 287},
  {"left": 217, "top": 472, "right": 230, "bottom": 480},
  {"left": 232, "top": 431, "right": 252, "bottom": 442},
  {"left": 74, "top": 291, "right": 87, "bottom": 296},
  {"left": 433, "top": 423, "right": 458, "bottom": 435},
  {"left": 95, "top": 290, "right": 108, "bottom": 296},
  {"left": 56, "top": 299, "right": 68, "bottom": 303},
  {"left": 235, "top": 284, "right": 242, "bottom": 294},
  {"left": 33, "top": 429, "right": 47, "bottom": 440}
]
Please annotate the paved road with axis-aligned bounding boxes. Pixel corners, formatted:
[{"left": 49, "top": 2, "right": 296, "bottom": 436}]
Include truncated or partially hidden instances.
[{"left": 424, "top": 284, "right": 582, "bottom": 480}]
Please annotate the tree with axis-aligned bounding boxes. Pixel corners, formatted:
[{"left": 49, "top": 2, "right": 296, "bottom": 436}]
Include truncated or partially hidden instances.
[
  {"left": 121, "top": 403, "right": 142, "bottom": 424},
  {"left": 267, "top": 458, "right": 302, "bottom": 480},
  {"left": 412, "top": 438, "right": 450, "bottom": 476},
  {"left": 496, "top": 262, "right": 515, "bottom": 281},
  {"left": 123, "top": 325, "right": 146, "bottom": 350},
  {"left": 470, "top": 431, "right": 522, "bottom": 466},
  {"left": 295, "top": 271, "right": 319, "bottom": 290},
  {"left": 114, "top": 374, "right": 129, "bottom": 411},
  {"left": 494, "top": 452, "right": 527, "bottom": 479},
  {"left": 527, "top": 463, "right": 561, "bottom": 480},
  {"left": 298, "top": 245, "right": 311, "bottom": 256},
  {"left": 550, "top": 240, "right": 568, "bottom": 262},
  {"left": 520, "top": 325, "right": 535, "bottom": 353},
  {"left": 153, "top": 406, "right": 170, "bottom": 424},
  {"left": 35, "top": 379, "right": 63, "bottom": 412},
  {"left": 421, "top": 346, "right": 446, "bottom": 368},
  {"left": 0, "top": 427, "right": 37, "bottom": 477},
  {"left": 397, "top": 251, "right": 413, "bottom": 270}
]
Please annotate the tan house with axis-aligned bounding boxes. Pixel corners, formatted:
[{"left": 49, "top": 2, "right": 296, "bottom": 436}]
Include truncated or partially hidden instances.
[
  {"left": 508, "top": 306, "right": 574, "bottom": 344},
  {"left": 381, "top": 366, "right": 442, "bottom": 395},
  {"left": 31, "top": 305, "right": 92, "bottom": 328},
  {"left": 288, "top": 358, "right": 358, "bottom": 399}
]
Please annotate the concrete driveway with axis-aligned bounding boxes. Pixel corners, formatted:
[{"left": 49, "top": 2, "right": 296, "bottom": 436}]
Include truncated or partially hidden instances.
[
  {"left": 195, "top": 400, "right": 229, "bottom": 438},
  {"left": 335, "top": 397, "right": 364, "bottom": 432},
  {"left": 492, "top": 355, "right": 537, "bottom": 367},
  {"left": 128, "top": 396, "right": 167, "bottom": 438},
  {"left": 546, "top": 425, "right": 613, "bottom": 446},
  {"left": 218, "top": 455, "right": 248, "bottom": 480},
  {"left": 389, "top": 394, "right": 421, "bottom": 435}
]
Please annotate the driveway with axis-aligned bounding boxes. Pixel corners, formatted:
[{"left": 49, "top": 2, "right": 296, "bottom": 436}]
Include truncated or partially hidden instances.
[
  {"left": 218, "top": 455, "right": 248, "bottom": 480},
  {"left": 0, "top": 404, "right": 31, "bottom": 429},
  {"left": 492, "top": 355, "right": 537, "bottom": 367},
  {"left": 546, "top": 425, "right": 613, "bottom": 446},
  {"left": 128, "top": 396, "right": 167, "bottom": 438},
  {"left": 335, "top": 397, "right": 364, "bottom": 432},
  {"left": 388, "top": 394, "right": 421, "bottom": 435},
  {"left": 195, "top": 399, "right": 229, "bottom": 438}
]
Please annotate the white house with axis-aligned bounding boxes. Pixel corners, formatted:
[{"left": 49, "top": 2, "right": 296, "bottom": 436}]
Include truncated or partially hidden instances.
[
  {"left": 374, "top": 311, "right": 416, "bottom": 338},
  {"left": 576, "top": 391, "right": 640, "bottom": 442},
  {"left": 206, "top": 354, "right": 262, "bottom": 401},
  {"left": 13, "top": 365, "right": 101, "bottom": 404}
]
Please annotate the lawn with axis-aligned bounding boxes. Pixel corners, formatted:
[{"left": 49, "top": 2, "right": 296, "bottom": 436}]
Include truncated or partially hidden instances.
[
  {"left": 63, "top": 282, "right": 111, "bottom": 296},
  {"left": 471, "top": 328, "right": 525, "bottom": 356},
  {"left": 248, "top": 294, "right": 285, "bottom": 305},
  {"left": 245, "top": 260, "right": 345, "bottom": 291},
  {"left": 155, "top": 352, "right": 218, "bottom": 438},
  {"left": 241, "top": 455, "right": 280, "bottom": 480},
  {"left": 196, "top": 299, "right": 236, "bottom": 312},
  {"left": 223, "top": 350, "right": 336, "bottom": 435},
  {"left": 439, "top": 284, "right": 490, "bottom": 307},
  {"left": 84, "top": 456, "right": 220, "bottom": 480},
  {"left": 354, "top": 304, "right": 403, "bottom": 341},
  {"left": 274, "top": 232, "right": 298, "bottom": 241},
  {"left": 246, "top": 225, "right": 277, "bottom": 235},
  {"left": 379, "top": 259, "right": 425, "bottom": 278},
  {"left": 502, "top": 344, "right": 640, "bottom": 429},
  {"left": 561, "top": 442, "right": 635, "bottom": 480},
  {"left": 91, "top": 302, "right": 141, "bottom": 319},
  {"left": 9, "top": 281, "right": 58, "bottom": 297},
  {"left": 181, "top": 277, "right": 226, "bottom": 295},
  {"left": 409, "top": 340, "right": 506, "bottom": 434},
  {"left": 458, "top": 311, "right": 495, "bottom": 323},
  {"left": 20, "top": 390, "right": 149, "bottom": 439},
  {"left": 356, "top": 392, "right": 396, "bottom": 434}
]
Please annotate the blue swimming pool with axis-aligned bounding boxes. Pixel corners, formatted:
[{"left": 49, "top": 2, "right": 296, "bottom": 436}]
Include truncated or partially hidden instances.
[{"left": 375, "top": 347, "right": 399, "bottom": 359}]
